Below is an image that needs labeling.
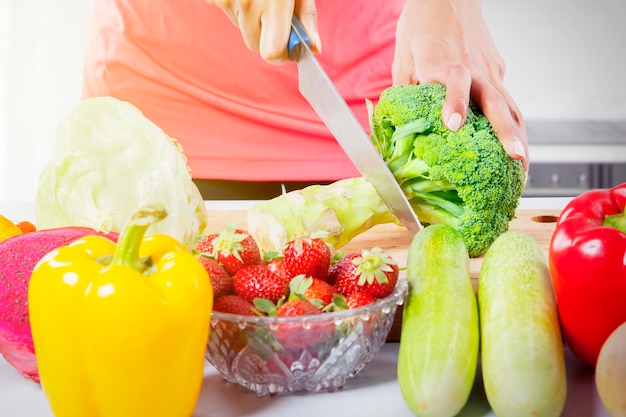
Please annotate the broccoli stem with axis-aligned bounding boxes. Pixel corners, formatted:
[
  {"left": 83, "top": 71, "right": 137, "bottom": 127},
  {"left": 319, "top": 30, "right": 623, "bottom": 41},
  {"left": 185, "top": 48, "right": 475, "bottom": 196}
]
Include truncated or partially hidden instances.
[
  {"left": 405, "top": 188, "right": 464, "bottom": 220},
  {"left": 247, "top": 177, "right": 400, "bottom": 252}
]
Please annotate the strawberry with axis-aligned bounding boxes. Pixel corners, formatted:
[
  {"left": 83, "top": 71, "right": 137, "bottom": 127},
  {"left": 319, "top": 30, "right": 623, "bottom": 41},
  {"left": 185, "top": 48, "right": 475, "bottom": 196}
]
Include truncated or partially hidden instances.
[
  {"left": 197, "top": 255, "right": 232, "bottom": 299},
  {"left": 277, "top": 299, "right": 322, "bottom": 317},
  {"left": 233, "top": 264, "right": 290, "bottom": 304},
  {"left": 265, "top": 258, "right": 293, "bottom": 282},
  {"left": 327, "top": 254, "right": 359, "bottom": 295},
  {"left": 345, "top": 291, "right": 377, "bottom": 309},
  {"left": 211, "top": 295, "right": 259, "bottom": 352},
  {"left": 213, "top": 295, "right": 259, "bottom": 316},
  {"left": 283, "top": 237, "right": 331, "bottom": 281},
  {"left": 328, "top": 247, "right": 399, "bottom": 298},
  {"left": 275, "top": 299, "right": 334, "bottom": 351},
  {"left": 195, "top": 224, "right": 262, "bottom": 276},
  {"left": 289, "top": 275, "right": 337, "bottom": 309}
]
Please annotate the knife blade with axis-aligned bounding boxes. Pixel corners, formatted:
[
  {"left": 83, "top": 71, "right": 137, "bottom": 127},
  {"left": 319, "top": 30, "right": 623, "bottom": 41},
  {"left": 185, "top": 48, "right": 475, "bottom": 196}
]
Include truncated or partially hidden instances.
[{"left": 287, "top": 16, "right": 422, "bottom": 233}]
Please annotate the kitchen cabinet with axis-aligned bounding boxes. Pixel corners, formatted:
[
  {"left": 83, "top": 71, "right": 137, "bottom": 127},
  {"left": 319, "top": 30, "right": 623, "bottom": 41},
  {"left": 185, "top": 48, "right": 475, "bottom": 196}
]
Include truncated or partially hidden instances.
[{"left": 525, "top": 120, "right": 626, "bottom": 197}]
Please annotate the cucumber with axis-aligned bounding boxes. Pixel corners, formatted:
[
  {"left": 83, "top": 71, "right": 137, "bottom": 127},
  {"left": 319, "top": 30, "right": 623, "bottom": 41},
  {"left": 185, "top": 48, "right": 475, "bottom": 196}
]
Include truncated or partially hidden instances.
[
  {"left": 478, "top": 231, "right": 566, "bottom": 417},
  {"left": 398, "top": 224, "right": 479, "bottom": 417}
]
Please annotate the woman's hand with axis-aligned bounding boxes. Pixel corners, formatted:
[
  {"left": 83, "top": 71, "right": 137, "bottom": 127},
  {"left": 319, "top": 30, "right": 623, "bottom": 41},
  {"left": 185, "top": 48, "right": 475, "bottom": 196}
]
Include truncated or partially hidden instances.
[
  {"left": 205, "top": 0, "right": 320, "bottom": 63},
  {"left": 392, "top": 0, "right": 528, "bottom": 170}
]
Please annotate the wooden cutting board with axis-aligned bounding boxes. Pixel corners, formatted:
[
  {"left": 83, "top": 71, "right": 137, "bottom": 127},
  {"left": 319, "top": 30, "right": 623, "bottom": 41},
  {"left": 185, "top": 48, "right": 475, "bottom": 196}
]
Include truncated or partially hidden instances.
[{"left": 205, "top": 208, "right": 562, "bottom": 341}]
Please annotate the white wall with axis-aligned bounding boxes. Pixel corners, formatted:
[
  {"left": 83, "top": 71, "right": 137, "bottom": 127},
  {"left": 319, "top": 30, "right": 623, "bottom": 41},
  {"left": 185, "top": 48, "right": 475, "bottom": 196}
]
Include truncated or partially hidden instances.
[
  {"left": 0, "top": 0, "right": 95, "bottom": 202},
  {"left": 484, "top": 0, "right": 626, "bottom": 121},
  {"left": 1, "top": 0, "right": 625, "bottom": 203}
]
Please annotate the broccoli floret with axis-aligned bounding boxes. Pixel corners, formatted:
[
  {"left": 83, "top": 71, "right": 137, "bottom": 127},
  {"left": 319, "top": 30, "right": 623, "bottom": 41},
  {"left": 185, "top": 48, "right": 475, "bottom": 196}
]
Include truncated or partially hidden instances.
[{"left": 369, "top": 83, "right": 525, "bottom": 257}]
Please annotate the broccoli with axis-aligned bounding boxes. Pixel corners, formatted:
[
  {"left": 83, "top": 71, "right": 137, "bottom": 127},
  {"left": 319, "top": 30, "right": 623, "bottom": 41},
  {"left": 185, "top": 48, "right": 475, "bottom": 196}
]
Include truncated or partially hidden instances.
[
  {"left": 247, "top": 83, "right": 525, "bottom": 258},
  {"left": 369, "top": 83, "right": 526, "bottom": 257}
]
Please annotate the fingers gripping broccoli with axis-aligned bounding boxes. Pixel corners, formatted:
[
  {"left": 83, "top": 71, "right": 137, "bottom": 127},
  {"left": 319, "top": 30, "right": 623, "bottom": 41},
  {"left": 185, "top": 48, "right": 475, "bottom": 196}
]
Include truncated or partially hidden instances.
[{"left": 369, "top": 83, "right": 526, "bottom": 257}]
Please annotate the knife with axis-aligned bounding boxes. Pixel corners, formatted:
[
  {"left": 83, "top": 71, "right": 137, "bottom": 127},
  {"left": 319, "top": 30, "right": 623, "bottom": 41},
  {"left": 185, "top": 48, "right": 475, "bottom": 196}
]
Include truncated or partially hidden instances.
[{"left": 287, "top": 16, "right": 422, "bottom": 233}]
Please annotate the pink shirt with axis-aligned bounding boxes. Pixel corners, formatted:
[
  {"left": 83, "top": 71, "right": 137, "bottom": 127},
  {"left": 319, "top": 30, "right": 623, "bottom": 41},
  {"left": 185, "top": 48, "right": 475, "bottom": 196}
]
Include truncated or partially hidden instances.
[{"left": 83, "top": 0, "right": 402, "bottom": 181}]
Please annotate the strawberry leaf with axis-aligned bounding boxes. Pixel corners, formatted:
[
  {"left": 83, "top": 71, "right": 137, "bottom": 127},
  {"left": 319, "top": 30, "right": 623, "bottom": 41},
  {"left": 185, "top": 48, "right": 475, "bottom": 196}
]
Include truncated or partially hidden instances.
[{"left": 253, "top": 298, "right": 278, "bottom": 316}]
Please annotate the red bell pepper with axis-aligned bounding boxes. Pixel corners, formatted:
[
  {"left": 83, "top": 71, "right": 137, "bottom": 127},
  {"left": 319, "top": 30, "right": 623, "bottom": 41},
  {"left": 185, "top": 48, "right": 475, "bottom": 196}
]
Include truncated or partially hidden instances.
[{"left": 549, "top": 182, "right": 626, "bottom": 367}]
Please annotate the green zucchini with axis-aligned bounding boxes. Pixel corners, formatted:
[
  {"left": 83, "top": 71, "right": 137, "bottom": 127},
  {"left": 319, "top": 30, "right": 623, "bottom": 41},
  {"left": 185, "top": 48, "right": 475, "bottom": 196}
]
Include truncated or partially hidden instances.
[
  {"left": 478, "top": 231, "right": 566, "bottom": 417},
  {"left": 398, "top": 224, "right": 479, "bottom": 417}
]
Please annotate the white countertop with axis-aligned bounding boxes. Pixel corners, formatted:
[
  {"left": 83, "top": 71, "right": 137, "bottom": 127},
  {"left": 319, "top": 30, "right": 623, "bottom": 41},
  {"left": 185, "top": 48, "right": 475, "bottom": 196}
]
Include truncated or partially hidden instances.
[
  {"left": 1, "top": 197, "right": 611, "bottom": 416},
  {"left": 0, "top": 342, "right": 610, "bottom": 417}
]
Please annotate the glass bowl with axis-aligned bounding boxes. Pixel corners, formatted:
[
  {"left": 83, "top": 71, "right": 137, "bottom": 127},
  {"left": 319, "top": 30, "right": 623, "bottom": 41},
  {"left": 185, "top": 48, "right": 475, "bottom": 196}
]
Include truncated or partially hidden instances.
[{"left": 205, "top": 278, "right": 408, "bottom": 396}]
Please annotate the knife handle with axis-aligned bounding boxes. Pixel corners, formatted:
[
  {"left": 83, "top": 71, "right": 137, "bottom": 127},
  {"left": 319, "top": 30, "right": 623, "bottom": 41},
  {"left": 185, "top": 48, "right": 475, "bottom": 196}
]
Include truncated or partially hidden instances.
[{"left": 287, "top": 16, "right": 310, "bottom": 62}]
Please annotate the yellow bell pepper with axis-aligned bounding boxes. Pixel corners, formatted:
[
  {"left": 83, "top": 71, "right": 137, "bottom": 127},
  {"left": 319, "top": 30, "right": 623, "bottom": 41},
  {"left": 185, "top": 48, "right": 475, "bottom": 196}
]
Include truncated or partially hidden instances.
[{"left": 28, "top": 204, "right": 213, "bottom": 417}]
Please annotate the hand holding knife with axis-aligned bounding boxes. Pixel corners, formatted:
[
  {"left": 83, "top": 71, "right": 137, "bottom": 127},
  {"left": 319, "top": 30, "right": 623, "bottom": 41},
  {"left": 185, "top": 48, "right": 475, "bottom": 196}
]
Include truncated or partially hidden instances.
[{"left": 287, "top": 16, "right": 422, "bottom": 234}]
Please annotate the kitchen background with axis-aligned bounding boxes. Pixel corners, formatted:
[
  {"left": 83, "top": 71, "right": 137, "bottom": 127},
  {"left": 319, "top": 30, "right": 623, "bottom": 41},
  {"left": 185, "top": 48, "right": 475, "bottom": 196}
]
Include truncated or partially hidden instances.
[{"left": 1, "top": 0, "right": 625, "bottom": 203}]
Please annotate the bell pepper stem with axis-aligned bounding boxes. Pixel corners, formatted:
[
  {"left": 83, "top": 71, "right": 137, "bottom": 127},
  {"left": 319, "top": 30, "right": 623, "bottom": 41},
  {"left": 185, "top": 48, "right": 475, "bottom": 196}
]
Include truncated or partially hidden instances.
[
  {"left": 110, "top": 204, "right": 168, "bottom": 271},
  {"left": 604, "top": 211, "right": 626, "bottom": 234}
]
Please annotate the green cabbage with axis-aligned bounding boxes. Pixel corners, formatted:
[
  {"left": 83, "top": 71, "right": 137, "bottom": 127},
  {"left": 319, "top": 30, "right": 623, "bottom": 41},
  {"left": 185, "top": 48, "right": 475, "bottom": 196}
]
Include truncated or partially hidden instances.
[{"left": 35, "top": 96, "right": 207, "bottom": 247}]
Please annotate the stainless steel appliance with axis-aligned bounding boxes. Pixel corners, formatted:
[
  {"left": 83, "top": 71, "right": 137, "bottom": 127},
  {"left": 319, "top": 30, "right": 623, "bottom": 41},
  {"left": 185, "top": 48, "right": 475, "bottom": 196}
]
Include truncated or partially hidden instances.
[{"left": 524, "top": 120, "right": 626, "bottom": 196}]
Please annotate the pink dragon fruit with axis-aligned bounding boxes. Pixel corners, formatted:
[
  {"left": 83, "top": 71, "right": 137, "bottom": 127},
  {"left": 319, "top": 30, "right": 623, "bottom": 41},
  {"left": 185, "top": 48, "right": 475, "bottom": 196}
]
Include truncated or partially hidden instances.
[{"left": 0, "top": 226, "right": 118, "bottom": 382}]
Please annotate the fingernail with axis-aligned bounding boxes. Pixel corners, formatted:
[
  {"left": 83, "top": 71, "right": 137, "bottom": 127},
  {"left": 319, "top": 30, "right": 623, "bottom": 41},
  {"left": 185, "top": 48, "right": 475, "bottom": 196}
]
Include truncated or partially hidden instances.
[
  {"left": 447, "top": 113, "right": 462, "bottom": 131},
  {"left": 314, "top": 32, "right": 322, "bottom": 53},
  {"left": 513, "top": 139, "right": 527, "bottom": 159}
]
